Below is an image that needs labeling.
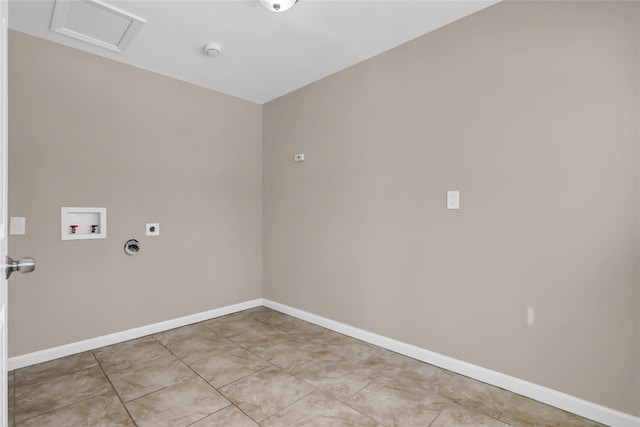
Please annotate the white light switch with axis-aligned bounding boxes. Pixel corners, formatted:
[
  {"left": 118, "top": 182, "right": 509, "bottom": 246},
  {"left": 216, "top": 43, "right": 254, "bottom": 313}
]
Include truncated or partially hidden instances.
[
  {"left": 447, "top": 191, "right": 460, "bottom": 210},
  {"left": 9, "top": 217, "right": 26, "bottom": 235}
]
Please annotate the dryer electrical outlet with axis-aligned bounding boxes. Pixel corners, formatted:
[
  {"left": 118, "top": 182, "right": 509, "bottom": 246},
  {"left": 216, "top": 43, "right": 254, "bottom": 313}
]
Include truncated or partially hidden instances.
[{"left": 146, "top": 223, "right": 160, "bottom": 236}]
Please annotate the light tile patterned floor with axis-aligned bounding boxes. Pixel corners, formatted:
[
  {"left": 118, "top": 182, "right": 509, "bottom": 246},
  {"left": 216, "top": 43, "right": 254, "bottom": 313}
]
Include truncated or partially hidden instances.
[{"left": 9, "top": 307, "right": 607, "bottom": 426}]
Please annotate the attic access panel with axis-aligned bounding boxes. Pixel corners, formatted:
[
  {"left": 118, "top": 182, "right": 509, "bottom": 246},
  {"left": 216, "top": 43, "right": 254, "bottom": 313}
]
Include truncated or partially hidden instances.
[{"left": 51, "top": 0, "right": 145, "bottom": 53}]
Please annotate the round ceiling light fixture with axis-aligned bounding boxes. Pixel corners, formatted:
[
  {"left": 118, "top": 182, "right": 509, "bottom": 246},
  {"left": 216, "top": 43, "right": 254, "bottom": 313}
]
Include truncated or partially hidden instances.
[
  {"left": 202, "top": 42, "right": 221, "bottom": 57},
  {"left": 259, "top": 0, "right": 298, "bottom": 13}
]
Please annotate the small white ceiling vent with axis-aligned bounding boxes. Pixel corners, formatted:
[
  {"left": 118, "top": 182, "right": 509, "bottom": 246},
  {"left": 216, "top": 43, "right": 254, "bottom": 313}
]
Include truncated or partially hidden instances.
[{"left": 50, "top": 0, "right": 145, "bottom": 54}]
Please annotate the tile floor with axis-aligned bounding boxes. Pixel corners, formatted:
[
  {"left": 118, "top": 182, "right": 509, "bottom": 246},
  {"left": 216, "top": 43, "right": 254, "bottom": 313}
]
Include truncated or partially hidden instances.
[{"left": 9, "top": 307, "right": 606, "bottom": 426}]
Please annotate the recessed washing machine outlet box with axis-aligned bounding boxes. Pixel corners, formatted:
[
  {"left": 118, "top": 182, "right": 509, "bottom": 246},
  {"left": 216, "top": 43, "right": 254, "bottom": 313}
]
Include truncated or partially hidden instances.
[
  {"left": 146, "top": 223, "right": 160, "bottom": 236},
  {"left": 61, "top": 207, "right": 107, "bottom": 240}
]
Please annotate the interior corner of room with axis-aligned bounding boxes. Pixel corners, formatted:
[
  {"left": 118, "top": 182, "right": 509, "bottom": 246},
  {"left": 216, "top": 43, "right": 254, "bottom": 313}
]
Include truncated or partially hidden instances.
[{"left": 4, "top": 1, "right": 639, "bottom": 426}]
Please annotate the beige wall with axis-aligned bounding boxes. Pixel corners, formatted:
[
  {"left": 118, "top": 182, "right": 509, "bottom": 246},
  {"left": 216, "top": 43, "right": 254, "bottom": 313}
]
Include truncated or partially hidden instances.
[
  {"left": 7, "top": 0, "right": 640, "bottom": 417},
  {"left": 263, "top": 1, "right": 639, "bottom": 415},
  {"left": 8, "top": 31, "right": 262, "bottom": 356}
]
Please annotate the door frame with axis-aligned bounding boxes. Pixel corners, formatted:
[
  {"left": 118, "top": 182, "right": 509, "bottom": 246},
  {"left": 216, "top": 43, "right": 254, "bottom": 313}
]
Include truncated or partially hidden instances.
[{"left": 0, "top": 0, "right": 10, "bottom": 424}]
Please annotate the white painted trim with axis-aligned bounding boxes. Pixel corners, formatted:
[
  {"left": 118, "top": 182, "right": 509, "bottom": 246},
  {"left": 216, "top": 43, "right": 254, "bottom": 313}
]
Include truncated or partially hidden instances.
[
  {"left": 8, "top": 297, "right": 639, "bottom": 426},
  {"left": 262, "top": 299, "right": 640, "bottom": 427},
  {"left": 8, "top": 299, "right": 262, "bottom": 371}
]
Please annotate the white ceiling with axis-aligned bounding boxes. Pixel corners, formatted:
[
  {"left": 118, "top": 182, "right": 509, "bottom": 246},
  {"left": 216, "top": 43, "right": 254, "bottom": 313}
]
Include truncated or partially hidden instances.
[{"left": 9, "top": 0, "right": 498, "bottom": 104}]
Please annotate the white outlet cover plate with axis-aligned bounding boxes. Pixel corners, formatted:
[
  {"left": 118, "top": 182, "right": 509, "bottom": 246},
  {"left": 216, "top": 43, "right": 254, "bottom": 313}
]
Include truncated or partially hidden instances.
[
  {"left": 9, "top": 217, "right": 26, "bottom": 235},
  {"left": 447, "top": 191, "right": 460, "bottom": 209},
  {"left": 146, "top": 223, "right": 160, "bottom": 236}
]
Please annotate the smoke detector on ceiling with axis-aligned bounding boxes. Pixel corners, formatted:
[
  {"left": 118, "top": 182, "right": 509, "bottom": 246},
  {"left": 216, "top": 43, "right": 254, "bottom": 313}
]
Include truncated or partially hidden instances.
[{"left": 202, "top": 42, "right": 221, "bottom": 57}]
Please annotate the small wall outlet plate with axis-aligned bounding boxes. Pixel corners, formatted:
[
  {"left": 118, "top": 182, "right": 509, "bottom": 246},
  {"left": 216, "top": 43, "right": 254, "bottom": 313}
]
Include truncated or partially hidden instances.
[
  {"left": 9, "top": 217, "right": 26, "bottom": 235},
  {"left": 447, "top": 191, "right": 460, "bottom": 209},
  {"left": 146, "top": 223, "right": 160, "bottom": 236},
  {"left": 293, "top": 154, "right": 304, "bottom": 162}
]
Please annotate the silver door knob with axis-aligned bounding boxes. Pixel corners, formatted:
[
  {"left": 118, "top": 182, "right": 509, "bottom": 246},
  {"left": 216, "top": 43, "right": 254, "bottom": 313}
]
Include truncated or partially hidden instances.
[{"left": 5, "top": 256, "right": 36, "bottom": 279}]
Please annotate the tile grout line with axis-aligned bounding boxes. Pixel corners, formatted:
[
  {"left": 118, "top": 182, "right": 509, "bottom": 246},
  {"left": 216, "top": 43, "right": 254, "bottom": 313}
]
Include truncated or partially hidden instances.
[
  {"left": 237, "top": 310, "right": 387, "bottom": 426},
  {"left": 311, "top": 331, "right": 539, "bottom": 425},
  {"left": 199, "top": 308, "right": 281, "bottom": 425},
  {"left": 497, "top": 389, "right": 514, "bottom": 422},
  {"left": 260, "top": 312, "right": 516, "bottom": 426},
  {"left": 12, "top": 363, "right": 96, "bottom": 389},
  {"left": 288, "top": 369, "right": 383, "bottom": 425},
  {"left": 196, "top": 310, "right": 350, "bottom": 424},
  {"left": 11, "top": 363, "right": 117, "bottom": 424},
  {"left": 251, "top": 311, "right": 494, "bottom": 427},
  {"left": 161, "top": 334, "right": 273, "bottom": 391},
  {"left": 282, "top": 351, "right": 377, "bottom": 419},
  {"left": 218, "top": 363, "right": 273, "bottom": 390},
  {"left": 95, "top": 335, "right": 174, "bottom": 377},
  {"left": 427, "top": 409, "right": 444, "bottom": 427},
  {"left": 207, "top": 309, "right": 521, "bottom": 427},
  {"left": 182, "top": 404, "right": 237, "bottom": 427},
  {"left": 92, "top": 350, "right": 139, "bottom": 427},
  {"left": 159, "top": 329, "right": 267, "bottom": 425},
  {"left": 12, "top": 392, "right": 109, "bottom": 425},
  {"left": 160, "top": 339, "right": 235, "bottom": 389},
  {"left": 257, "top": 386, "right": 317, "bottom": 425},
  {"left": 122, "top": 385, "right": 173, "bottom": 404},
  {"left": 13, "top": 307, "right": 607, "bottom": 427},
  {"left": 277, "top": 324, "right": 387, "bottom": 425},
  {"left": 317, "top": 387, "right": 386, "bottom": 427},
  {"left": 95, "top": 322, "right": 258, "bottom": 426}
]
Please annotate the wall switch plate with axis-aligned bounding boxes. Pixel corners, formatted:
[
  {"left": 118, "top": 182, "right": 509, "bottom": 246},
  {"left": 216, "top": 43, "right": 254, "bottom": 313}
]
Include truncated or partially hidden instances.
[
  {"left": 293, "top": 154, "right": 304, "bottom": 162},
  {"left": 447, "top": 191, "right": 460, "bottom": 209},
  {"left": 146, "top": 223, "right": 160, "bottom": 236},
  {"left": 9, "top": 217, "right": 26, "bottom": 235}
]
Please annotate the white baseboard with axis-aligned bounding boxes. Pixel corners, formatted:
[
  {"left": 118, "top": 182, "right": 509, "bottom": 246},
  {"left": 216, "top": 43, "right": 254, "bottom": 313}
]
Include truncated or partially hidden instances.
[
  {"left": 7, "top": 299, "right": 263, "bottom": 371},
  {"left": 8, "top": 297, "right": 638, "bottom": 426},
  {"left": 262, "top": 299, "right": 640, "bottom": 427}
]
